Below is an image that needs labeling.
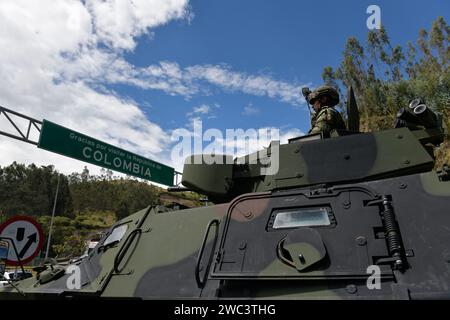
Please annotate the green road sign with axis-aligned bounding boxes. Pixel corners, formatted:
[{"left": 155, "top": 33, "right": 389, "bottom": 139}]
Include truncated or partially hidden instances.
[{"left": 38, "top": 120, "right": 174, "bottom": 186}]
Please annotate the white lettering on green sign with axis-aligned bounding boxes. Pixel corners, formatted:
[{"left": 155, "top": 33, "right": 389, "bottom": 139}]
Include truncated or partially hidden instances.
[
  {"left": 82, "top": 146, "right": 152, "bottom": 178},
  {"left": 38, "top": 120, "right": 174, "bottom": 185}
]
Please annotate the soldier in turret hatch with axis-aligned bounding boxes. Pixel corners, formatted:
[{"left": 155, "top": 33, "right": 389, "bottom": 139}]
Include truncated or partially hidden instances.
[{"left": 307, "top": 85, "right": 346, "bottom": 137}]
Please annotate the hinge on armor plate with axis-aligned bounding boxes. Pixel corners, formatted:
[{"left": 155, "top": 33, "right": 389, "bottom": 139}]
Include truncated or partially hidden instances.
[
  {"left": 367, "top": 196, "right": 407, "bottom": 271},
  {"left": 309, "top": 184, "right": 331, "bottom": 196},
  {"left": 437, "top": 164, "right": 450, "bottom": 181}
]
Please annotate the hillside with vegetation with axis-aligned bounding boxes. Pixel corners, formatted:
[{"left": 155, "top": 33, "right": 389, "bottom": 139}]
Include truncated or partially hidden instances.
[
  {"left": 322, "top": 16, "right": 449, "bottom": 167},
  {"left": 0, "top": 163, "right": 203, "bottom": 259}
]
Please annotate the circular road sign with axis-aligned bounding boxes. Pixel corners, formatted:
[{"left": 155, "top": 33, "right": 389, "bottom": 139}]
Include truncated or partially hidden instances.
[{"left": 0, "top": 216, "right": 44, "bottom": 266}]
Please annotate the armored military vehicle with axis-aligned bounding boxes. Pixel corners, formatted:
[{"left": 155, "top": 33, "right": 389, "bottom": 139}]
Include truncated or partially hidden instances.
[{"left": 0, "top": 88, "right": 449, "bottom": 299}]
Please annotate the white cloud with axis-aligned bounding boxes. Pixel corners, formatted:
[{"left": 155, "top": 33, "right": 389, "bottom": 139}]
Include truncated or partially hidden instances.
[
  {"left": 186, "top": 103, "right": 210, "bottom": 119},
  {"left": 0, "top": 0, "right": 308, "bottom": 185},
  {"left": 86, "top": 0, "right": 189, "bottom": 50},
  {"left": 242, "top": 103, "right": 260, "bottom": 116},
  {"left": 0, "top": 0, "right": 190, "bottom": 177},
  {"left": 190, "top": 104, "right": 211, "bottom": 115},
  {"left": 90, "top": 60, "right": 308, "bottom": 106},
  {"left": 185, "top": 104, "right": 217, "bottom": 130},
  {"left": 192, "top": 104, "right": 210, "bottom": 114},
  {"left": 185, "top": 64, "right": 306, "bottom": 105}
]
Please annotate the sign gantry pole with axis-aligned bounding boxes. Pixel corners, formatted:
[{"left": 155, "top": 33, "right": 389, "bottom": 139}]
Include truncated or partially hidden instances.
[{"left": 44, "top": 173, "right": 61, "bottom": 260}]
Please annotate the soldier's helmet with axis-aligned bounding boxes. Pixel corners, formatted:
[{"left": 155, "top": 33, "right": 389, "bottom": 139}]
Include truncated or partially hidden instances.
[{"left": 307, "top": 85, "right": 339, "bottom": 107}]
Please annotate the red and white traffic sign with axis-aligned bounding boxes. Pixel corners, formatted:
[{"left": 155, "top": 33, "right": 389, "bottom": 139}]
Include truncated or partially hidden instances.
[{"left": 0, "top": 216, "right": 44, "bottom": 265}]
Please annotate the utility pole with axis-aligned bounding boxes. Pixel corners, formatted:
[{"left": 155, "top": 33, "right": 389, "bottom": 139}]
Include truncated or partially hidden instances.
[{"left": 44, "top": 173, "right": 61, "bottom": 259}]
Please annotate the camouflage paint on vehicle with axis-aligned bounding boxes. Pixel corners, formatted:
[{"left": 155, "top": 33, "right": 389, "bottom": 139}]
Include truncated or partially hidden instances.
[{"left": 1, "top": 100, "right": 449, "bottom": 300}]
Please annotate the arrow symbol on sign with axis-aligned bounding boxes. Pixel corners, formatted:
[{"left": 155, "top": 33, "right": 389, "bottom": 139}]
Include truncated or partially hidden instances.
[{"left": 18, "top": 233, "right": 37, "bottom": 259}]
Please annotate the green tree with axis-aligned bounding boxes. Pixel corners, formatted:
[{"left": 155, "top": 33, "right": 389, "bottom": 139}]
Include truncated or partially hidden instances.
[{"left": 322, "top": 16, "right": 449, "bottom": 163}]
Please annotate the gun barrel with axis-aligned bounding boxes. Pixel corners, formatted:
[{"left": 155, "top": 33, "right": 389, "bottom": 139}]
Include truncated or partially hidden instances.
[
  {"left": 409, "top": 98, "right": 422, "bottom": 110},
  {"left": 413, "top": 104, "right": 438, "bottom": 129},
  {"left": 396, "top": 107, "right": 422, "bottom": 127}
]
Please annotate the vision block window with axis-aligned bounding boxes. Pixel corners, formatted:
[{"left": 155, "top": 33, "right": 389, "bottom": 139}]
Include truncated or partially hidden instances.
[
  {"left": 103, "top": 224, "right": 128, "bottom": 246},
  {"left": 270, "top": 207, "right": 332, "bottom": 230}
]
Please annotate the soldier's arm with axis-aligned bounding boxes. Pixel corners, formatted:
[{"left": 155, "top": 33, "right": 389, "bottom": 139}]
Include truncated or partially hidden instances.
[
  {"left": 310, "top": 120, "right": 333, "bottom": 135},
  {"left": 308, "top": 114, "right": 317, "bottom": 134},
  {"left": 309, "top": 110, "right": 333, "bottom": 135}
]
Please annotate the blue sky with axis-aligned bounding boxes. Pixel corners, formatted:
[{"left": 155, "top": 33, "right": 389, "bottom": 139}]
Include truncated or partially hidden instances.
[
  {"left": 0, "top": 0, "right": 448, "bottom": 175},
  {"left": 119, "top": 0, "right": 449, "bottom": 133}
]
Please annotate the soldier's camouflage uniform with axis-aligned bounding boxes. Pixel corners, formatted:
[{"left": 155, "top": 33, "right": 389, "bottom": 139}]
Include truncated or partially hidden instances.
[{"left": 309, "top": 106, "right": 346, "bottom": 136}]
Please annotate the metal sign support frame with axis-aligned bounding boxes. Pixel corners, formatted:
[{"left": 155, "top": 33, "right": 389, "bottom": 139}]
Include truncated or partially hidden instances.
[
  {"left": 0, "top": 105, "right": 42, "bottom": 145},
  {"left": 1, "top": 105, "right": 183, "bottom": 186}
]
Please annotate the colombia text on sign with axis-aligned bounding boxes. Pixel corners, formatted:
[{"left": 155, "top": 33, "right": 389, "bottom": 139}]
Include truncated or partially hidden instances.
[{"left": 38, "top": 120, "right": 174, "bottom": 186}]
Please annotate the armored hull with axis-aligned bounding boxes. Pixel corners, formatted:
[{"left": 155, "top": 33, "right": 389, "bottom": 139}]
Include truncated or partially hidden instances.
[{"left": 1, "top": 119, "right": 450, "bottom": 299}]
